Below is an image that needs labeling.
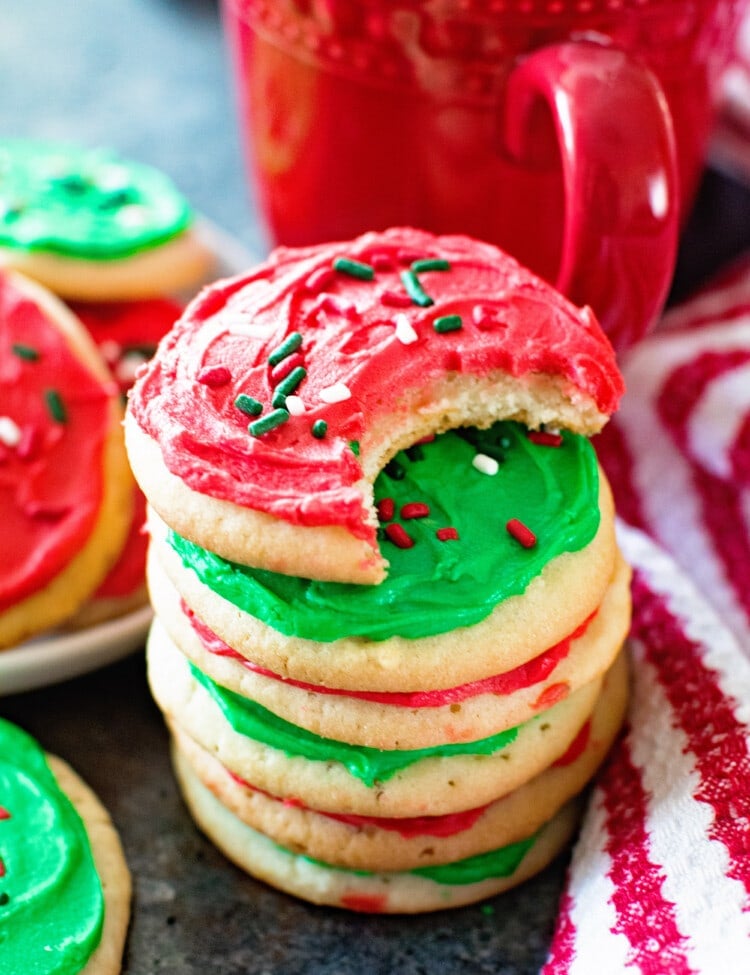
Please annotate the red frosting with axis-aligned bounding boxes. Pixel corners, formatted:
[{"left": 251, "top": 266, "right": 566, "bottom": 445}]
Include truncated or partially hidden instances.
[
  {"left": 129, "top": 228, "right": 623, "bottom": 543},
  {"left": 183, "top": 599, "right": 594, "bottom": 706},
  {"left": 0, "top": 273, "right": 115, "bottom": 611},
  {"left": 69, "top": 298, "right": 182, "bottom": 600}
]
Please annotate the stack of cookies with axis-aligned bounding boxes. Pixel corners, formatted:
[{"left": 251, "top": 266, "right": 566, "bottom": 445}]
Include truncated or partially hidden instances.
[
  {"left": 126, "top": 227, "right": 631, "bottom": 912},
  {"left": 0, "top": 139, "right": 214, "bottom": 637}
]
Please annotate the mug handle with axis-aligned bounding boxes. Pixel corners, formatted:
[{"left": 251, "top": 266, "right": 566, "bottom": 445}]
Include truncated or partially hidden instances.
[{"left": 501, "top": 40, "right": 679, "bottom": 351}]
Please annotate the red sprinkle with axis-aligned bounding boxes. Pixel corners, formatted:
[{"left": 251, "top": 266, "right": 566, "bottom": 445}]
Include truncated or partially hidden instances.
[
  {"left": 414, "top": 433, "right": 436, "bottom": 445},
  {"left": 340, "top": 892, "right": 387, "bottom": 913},
  {"left": 528, "top": 430, "right": 563, "bottom": 447},
  {"left": 506, "top": 518, "right": 537, "bottom": 548},
  {"left": 436, "top": 526, "right": 459, "bottom": 541},
  {"left": 369, "top": 252, "right": 394, "bottom": 271},
  {"left": 16, "top": 425, "right": 42, "bottom": 461},
  {"left": 0, "top": 856, "right": 5, "bottom": 878},
  {"left": 304, "top": 266, "right": 336, "bottom": 292},
  {"left": 270, "top": 351, "right": 305, "bottom": 384},
  {"left": 377, "top": 497, "right": 395, "bottom": 522},
  {"left": 0, "top": 807, "right": 10, "bottom": 820},
  {"left": 385, "top": 523, "right": 414, "bottom": 549},
  {"left": 401, "top": 502, "right": 430, "bottom": 519},
  {"left": 24, "top": 502, "right": 71, "bottom": 522},
  {"left": 380, "top": 289, "right": 413, "bottom": 308},
  {"left": 396, "top": 248, "right": 423, "bottom": 265},
  {"left": 472, "top": 304, "right": 507, "bottom": 331},
  {"left": 197, "top": 365, "right": 231, "bottom": 388}
]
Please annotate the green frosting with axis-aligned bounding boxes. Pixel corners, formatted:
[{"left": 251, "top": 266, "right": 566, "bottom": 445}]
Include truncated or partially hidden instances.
[
  {"left": 0, "top": 718, "right": 104, "bottom": 975},
  {"left": 170, "top": 421, "right": 600, "bottom": 642},
  {"left": 191, "top": 663, "right": 519, "bottom": 786},
  {"left": 295, "top": 831, "right": 537, "bottom": 885},
  {"left": 0, "top": 139, "right": 192, "bottom": 259}
]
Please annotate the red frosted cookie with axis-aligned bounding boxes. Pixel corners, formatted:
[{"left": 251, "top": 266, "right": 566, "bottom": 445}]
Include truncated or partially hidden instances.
[
  {"left": 65, "top": 297, "right": 183, "bottom": 627},
  {"left": 0, "top": 270, "right": 133, "bottom": 648},
  {"left": 126, "top": 227, "right": 624, "bottom": 583}
]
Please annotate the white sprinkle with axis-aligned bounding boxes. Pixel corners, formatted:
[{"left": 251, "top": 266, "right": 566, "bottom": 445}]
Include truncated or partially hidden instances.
[
  {"left": 319, "top": 382, "right": 351, "bottom": 404},
  {"left": 116, "top": 351, "right": 148, "bottom": 385},
  {"left": 472, "top": 453, "right": 499, "bottom": 476},
  {"left": 0, "top": 416, "right": 22, "bottom": 448},
  {"left": 227, "top": 320, "right": 276, "bottom": 339},
  {"left": 285, "top": 395, "right": 306, "bottom": 416},
  {"left": 394, "top": 313, "right": 418, "bottom": 345},
  {"left": 99, "top": 339, "right": 122, "bottom": 363}
]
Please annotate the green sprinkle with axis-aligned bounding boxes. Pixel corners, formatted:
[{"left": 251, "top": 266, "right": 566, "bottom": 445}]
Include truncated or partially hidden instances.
[
  {"left": 480, "top": 904, "right": 495, "bottom": 916},
  {"left": 433, "top": 314, "right": 463, "bottom": 334},
  {"left": 349, "top": 439, "right": 360, "bottom": 456},
  {"left": 12, "top": 343, "right": 40, "bottom": 361},
  {"left": 311, "top": 419, "right": 328, "bottom": 439},
  {"left": 45, "top": 389, "right": 67, "bottom": 423},
  {"left": 272, "top": 365, "right": 307, "bottom": 408},
  {"left": 333, "top": 256, "right": 375, "bottom": 281},
  {"left": 384, "top": 459, "right": 405, "bottom": 480},
  {"left": 249, "top": 409, "right": 289, "bottom": 437},
  {"left": 400, "top": 270, "right": 433, "bottom": 307},
  {"left": 234, "top": 394, "right": 263, "bottom": 417},
  {"left": 268, "top": 332, "right": 303, "bottom": 367},
  {"left": 411, "top": 258, "right": 451, "bottom": 273}
]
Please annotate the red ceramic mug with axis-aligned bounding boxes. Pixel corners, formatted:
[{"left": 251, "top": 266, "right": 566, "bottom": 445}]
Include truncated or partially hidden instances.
[{"left": 222, "top": 0, "right": 744, "bottom": 350}]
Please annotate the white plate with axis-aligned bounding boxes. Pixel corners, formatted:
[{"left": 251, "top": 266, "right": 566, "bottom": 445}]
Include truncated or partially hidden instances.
[
  {"left": 0, "top": 220, "right": 255, "bottom": 697},
  {"left": 0, "top": 606, "right": 154, "bottom": 696}
]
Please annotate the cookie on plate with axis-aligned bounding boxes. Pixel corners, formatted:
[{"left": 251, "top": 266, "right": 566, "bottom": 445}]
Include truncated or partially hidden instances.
[
  {"left": 0, "top": 270, "right": 133, "bottom": 648},
  {"left": 0, "top": 140, "right": 214, "bottom": 300},
  {"left": 0, "top": 717, "right": 131, "bottom": 974}
]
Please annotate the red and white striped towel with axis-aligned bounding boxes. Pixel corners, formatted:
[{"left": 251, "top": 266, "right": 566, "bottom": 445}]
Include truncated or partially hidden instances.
[{"left": 544, "top": 263, "right": 750, "bottom": 972}]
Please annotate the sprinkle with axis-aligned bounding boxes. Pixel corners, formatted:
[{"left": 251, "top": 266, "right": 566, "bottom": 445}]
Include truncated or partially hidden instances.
[
  {"left": 115, "top": 352, "right": 147, "bottom": 386},
  {"left": 311, "top": 419, "right": 328, "bottom": 439},
  {"left": 528, "top": 430, "right": 563, "bottom": 447},
  {"left": 385, "top": 523, "right": 414, "bottom": 549},
  {"left": 285, "top": 395, "right": 306, "bottom": 416},
  {"left": 369, "top": 252, "right": 393, "bottom": 271},
  {"left": 380, "top": 289, "right": 413, "bottom": 308},
  {"left": 16, "top": 425, "right": 41, "bottom": 460},
  {"left": 411, "top": 258, "right": 451, "bottom": 273},
  {"left": 272, "top": 365, "right": 307, "bottom": 407},
  {"left": 270, "top": 352, "right": 304, "bottom": 385},
  {"left": 377, "top": 497, "right": 395, "bottom": 522},
  {"left": 401, "top": 502, "right": 429, "bottom": 519},
  {"left": 396, "top": 248, "right": 423, "bottom": 265},
  {"left": 472, "top": 453, "right": 499, "bottom": 475},
  {"left": 436, "top": 526, "right": 459, "bottom": 541},
  {"left": 0, "top": 892, "right": 8, "bottom": 906},
  {"left": 0, "top": 807, "right": 10, "bottom": 820},
  {"left": 384, "top": 459, "right": 405, "bottom": 480},
  {"left": 268, "top": 332, "right": 303, "bottom": 367},
  {"left": 319, "top": 382, "right": 351, "bottom": 404},
  {"left": 480, "top": 904, "right": 495, "bottom": 916},
  {"left": 228, "top": 321, "right": 276, "bottom": 339},
  {"left": 198, "top": 365, "right": 232, "bottom": 388},
  {"left": 349, "top": 439, "right": 360, "bottom": 456},
  {"left": 25, "top": 501, "right": 70, "bottom": 521},
  {"left": 0, "top": 417, "right": 21, "bottom": 448},
  {"left": 12, "top": 342, "right": 39, "bottom": 361},
  {"left": 305, "top": 266, "right": 336, "bottom": 292},
  {"left": 393, "top": 313, "right": 419, "bottom": 345},
  {"left": 45, "top": 389, "right": 67, "bottom": 423},
  {"left": 400, "top": 270, "right": 433, "bottom": 307},
  {"left": 472, "top": 304, "right": 507, "bottom": 331},
  {"left": 506, "top": 518, "right": 537, "bottom": 548},
  {"left": 319, "top": 295, "right": 358, "bottom": 319},
  {"left": 249, "top": 408, "right": 289, "bottom": 437},
  {"left": 433, "top": 314, "right": 462, "bottom": 333},
  {"left": 414, "top": 434, "right": 435, "bottom": 444},
  {"left": 235, "top": 394, "right": 263, "bottom": 417},
  {"left": 333, "top": 256, "right": 375, "bottom": 280}
]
